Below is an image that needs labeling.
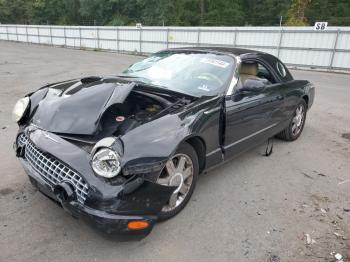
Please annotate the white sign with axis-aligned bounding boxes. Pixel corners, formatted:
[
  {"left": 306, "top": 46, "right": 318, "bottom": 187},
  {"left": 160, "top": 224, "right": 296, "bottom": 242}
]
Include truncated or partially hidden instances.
[
  {"left": 136, "top": 23, "right": 142, "bottom": 29},
  {"left": 314, "top": 22, "right": 328, "bottom": 31},
  {"left": 200, "top": 57, "right": 230, "bottom": 68}
]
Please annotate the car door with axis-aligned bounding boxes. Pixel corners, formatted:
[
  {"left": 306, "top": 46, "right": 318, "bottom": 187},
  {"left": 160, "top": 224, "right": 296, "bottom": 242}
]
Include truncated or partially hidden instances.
[{"left": 223, "top": 59, "right": 285, "bottom": 159}]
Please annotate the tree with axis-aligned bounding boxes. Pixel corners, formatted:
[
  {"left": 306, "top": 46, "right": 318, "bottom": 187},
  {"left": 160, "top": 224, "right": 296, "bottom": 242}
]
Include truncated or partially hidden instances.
[
  {"left": 78, "top": 0, "right": 112, "bottom": 25},
  {"left": 285, "top": 0, "right": 312, "bottom": 25},
  {"left": 1, "top": 0, "right": 350, "bottom": 26},
  {"left": 203, "top": 0, "right": 245, "bottom": 26},
  {"left": 140, "top": 0, "right": 176, "bottom": 25},
  {"left": 305, "top": 0, "right": 350, "bottom": 26},
  {"left": 32, "top": 0, "right": 80, "bottom": 24},
  {"left": 243, "top": 0, "right": 290, "bottom": 26},
  {"left": 0, "top": 0, "right": 33, "bottom": 24}
]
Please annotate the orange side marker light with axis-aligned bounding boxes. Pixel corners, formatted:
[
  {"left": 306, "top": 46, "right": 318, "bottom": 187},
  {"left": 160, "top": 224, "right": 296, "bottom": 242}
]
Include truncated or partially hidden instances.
[{"left": 127, "top": 220, "right": 150, "bottom": 230}]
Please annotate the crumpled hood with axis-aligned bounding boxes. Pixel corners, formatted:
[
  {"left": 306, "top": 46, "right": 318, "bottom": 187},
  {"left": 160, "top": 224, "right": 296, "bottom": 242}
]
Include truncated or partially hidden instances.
[{"left": 31, "top": 78, "right": 134, "bottom": 135}]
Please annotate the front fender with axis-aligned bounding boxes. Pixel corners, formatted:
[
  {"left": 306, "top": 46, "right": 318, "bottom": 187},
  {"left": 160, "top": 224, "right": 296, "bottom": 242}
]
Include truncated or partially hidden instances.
[
  {"left": 121, "top": 114, "right": 191, "bottom": 168},
  {"left": 120, "top": 96, "right": 223, "bottom": 175}
]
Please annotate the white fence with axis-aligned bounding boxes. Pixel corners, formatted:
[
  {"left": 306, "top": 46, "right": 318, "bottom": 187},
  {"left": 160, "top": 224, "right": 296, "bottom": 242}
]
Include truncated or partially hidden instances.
[{"left": 1, "top": 25, "right": 350, "bottom": 71}]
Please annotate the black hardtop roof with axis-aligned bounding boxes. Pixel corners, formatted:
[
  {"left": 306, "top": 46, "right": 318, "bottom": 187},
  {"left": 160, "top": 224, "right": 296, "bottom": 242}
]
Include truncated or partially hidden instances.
[{"left": 166, "top": 46, "right": 267, "bottom": 57}]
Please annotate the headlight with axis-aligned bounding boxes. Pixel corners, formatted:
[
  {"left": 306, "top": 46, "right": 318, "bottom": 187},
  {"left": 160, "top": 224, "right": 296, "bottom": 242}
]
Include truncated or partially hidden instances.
[
  {"left": 12, "top": 97, "right": 30, "bottom": 122},
  {"left": 92, "top": 148, "right": 121, "bottom": 178}
]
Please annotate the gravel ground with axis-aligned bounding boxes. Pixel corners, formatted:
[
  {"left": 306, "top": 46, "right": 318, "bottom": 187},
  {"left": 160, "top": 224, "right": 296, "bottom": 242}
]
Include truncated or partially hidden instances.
[{"left": 0, "top": 41, "right": 349, "bottom": 262}]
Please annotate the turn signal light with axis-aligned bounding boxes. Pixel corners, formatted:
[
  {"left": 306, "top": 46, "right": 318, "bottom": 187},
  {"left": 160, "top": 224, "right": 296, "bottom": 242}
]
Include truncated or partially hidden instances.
[{"left": 127, "top": 220, "right": 150, "bottom": 230}]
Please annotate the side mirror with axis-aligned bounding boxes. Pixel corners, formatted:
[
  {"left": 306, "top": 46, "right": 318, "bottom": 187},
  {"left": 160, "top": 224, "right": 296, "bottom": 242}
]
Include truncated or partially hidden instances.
[{"left": 239, "top": 79, "right": 266, "bottom": 93}]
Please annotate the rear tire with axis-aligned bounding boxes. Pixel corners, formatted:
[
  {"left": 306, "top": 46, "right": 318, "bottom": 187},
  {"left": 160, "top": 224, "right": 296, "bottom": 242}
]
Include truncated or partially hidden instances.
[
  {"left": 277, "top": 100, "right": 307, "bottom": 141},
  {"left": 157, "top": 142, "right": 199, "bottom": 221}
]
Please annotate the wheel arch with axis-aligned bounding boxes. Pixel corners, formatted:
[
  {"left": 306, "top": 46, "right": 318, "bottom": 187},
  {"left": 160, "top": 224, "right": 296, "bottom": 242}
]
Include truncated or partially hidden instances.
[
  {"left": 183, "top": 136, "right": 206, "bottom": 174},
  {"left": 302, "top": 95, "right": 309, "bottom": 108}
]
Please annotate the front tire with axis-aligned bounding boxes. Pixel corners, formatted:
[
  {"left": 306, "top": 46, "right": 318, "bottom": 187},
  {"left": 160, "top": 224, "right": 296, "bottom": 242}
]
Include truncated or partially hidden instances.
[
  {"left": 277, "top": 100, "right": 307, "bottom": 141},
  {"left": 157, "top": 142, "right": 199, "bottom": 221}
]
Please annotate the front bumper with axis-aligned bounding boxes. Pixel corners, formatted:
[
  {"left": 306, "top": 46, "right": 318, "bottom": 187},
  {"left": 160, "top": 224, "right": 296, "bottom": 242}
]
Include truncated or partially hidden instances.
[
  {"left": 21, "top": 158, "right": 156, "bottom": 241},
  {"left": 15, "top": 128, "right": 174, "bottom": 241}
]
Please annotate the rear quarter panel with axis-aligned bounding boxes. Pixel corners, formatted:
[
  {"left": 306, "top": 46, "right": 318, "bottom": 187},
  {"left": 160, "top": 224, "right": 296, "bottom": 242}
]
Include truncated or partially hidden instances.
[{"left": 282, "top": 80, "right": 313, "bottom": 120}]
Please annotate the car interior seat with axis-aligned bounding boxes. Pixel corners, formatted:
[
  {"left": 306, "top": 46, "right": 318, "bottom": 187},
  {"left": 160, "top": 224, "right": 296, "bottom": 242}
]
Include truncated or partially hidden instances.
[{"left": 239, "top": 62, "right": 260, "bottom": 83}]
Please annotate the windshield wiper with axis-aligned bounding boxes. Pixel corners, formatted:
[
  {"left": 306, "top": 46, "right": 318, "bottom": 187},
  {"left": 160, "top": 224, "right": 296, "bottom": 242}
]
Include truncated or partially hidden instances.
[
  {"left": 116, "top": 74, "right": 155, "bottom": 85},
  {"left": 116, "top": 74, "right": 138, "bottom": 78},
  {"left": 116, "top": 74, "right": 198, "bottom": 97},
  {"left": 116, "top": 75, "right": 169, "bottom": 89}
]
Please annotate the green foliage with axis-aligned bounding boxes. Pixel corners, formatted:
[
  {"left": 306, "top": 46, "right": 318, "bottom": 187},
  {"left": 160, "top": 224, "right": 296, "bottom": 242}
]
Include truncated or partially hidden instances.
[
  {"left": 203, "top": 0, "right": 244, "bottom": 26},
  {"left": 32, "top": 0, "right": 80, "bottom": 24},
  {"left": 285, "top": 17, "right": 308, "bottom": 26},
  {"left": 0, "top": 0, "right": 349, "bottom": 26},
  {"left": 285, "top": 0, "right": 311, "bottom": 25},
  {"left": 0, "top": 0, "right": 33, "bottom": 24},
  {"left": 243, "top": 0, "right": 290, "bottom": 26},
  {"left": 305, "top": 0, "right": 350, "bottom": 26}
]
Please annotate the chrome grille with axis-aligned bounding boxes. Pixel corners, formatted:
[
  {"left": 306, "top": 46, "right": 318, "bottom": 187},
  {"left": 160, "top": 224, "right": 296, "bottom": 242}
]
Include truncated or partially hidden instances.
[
  {"left": 17, "top": 133, "right": 28, "bottom": 147},
  {"left": 17, "top": 134, "right": 89, "bottom": 204}
]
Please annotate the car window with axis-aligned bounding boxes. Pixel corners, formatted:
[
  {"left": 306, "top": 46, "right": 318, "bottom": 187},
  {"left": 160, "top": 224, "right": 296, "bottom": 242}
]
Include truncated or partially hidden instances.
[
  {"left": 256, "top": 63, "right": 276, "bottom": 84},
  {"left": 238, "top": 60, "right": 277, "bottom": 87},
  {"left": 276, "top": 61, "right": 287, "bottom": 78},
  {"left": 235, "top": 61, "right": 273, "bottom": 95},
  {"left": 123, "top": 52, "right": 235, "bottom": 97}
]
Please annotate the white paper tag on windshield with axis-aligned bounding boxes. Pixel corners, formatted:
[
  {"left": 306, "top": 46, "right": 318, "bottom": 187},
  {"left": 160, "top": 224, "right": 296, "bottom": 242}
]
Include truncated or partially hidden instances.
[
  {"left": 198, "top": 84, "right": 210, "bottom": 92},
  {"left": 200, "top": 57, "right": 230, "bottom": 68}
]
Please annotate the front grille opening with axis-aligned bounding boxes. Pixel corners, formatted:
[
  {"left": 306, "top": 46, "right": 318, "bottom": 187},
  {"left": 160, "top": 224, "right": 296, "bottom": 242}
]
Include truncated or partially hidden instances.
[{"left": 17, "top": 133, "right": 89, "bottom": 204}]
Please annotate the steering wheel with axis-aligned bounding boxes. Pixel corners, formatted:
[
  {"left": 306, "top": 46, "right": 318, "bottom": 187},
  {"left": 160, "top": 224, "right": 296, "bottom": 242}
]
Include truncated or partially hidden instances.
[{"left": 195, "top": 72, "right": 223, "bottom": 86}]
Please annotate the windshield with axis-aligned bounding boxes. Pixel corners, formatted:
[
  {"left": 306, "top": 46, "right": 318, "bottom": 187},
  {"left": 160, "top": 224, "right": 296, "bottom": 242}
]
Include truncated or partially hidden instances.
[{"left": 123, "top": 51, "right": 235, "bottom": 97}]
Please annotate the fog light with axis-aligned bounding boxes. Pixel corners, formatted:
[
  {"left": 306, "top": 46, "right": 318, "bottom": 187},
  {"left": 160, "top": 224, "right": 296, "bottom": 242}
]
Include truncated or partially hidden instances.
[{"left": 127, "top": 220, "right": 150, "bottom": 230}]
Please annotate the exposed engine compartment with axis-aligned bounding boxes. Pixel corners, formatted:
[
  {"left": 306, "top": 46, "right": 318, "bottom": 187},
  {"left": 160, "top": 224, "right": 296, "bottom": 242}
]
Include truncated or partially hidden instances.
[
  {"left": 59, "top": 87, "right": 192, "bottom": 151},
  {"left": 100, "top": 90, "right": 172, "bottom": 137},
  {"left": 33, "top": 77, "right": 193, "bottom": 147}
]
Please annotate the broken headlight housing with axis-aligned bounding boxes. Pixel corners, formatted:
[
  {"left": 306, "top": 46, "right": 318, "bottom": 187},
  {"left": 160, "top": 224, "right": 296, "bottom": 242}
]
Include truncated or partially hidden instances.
[
  {"left": 12, "top": 97, "right": 30, "bottom": 122},
  {"left": 92, "top": 148, "right": 121, "bottom": 178}
]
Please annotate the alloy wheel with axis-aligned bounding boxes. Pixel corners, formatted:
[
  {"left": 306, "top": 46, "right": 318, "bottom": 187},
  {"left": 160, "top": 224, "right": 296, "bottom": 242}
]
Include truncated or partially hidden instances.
[
  {"left": 157, "top": 154, "right": 194, "bottom": 212},
  {"left": 291, "top": 104, "right": 305, "bottom": 136}
]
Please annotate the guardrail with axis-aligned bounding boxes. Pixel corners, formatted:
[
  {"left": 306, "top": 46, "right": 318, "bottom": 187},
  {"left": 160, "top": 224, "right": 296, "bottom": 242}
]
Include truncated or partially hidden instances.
[{"left": 1, "top": 25, "right": 350, "bottom": 71}]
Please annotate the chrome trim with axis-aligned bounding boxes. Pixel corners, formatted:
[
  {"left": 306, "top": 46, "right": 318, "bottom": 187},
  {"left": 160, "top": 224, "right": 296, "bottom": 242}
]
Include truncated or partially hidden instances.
[
  {"left": 224, "top": 123, "right": 278, "bottom": 149},
  {"left": 91, "top": 137, "right": 117, "bottom": 156},
  {"left": 43, "top": 132, "right": 60, "bottom": 143},
  {"left": 226, "top": 56, "right": 241, "bottom": 96},
  {"left": 204, "top": 107, "right": 220, "bottom": 115},
  {"left": 17, "top": 134, "right": 89, "bottom": 204},
  {"left": 29, "top": 123, "right": 46, "bottom": 131},
  {"left": 206, "top": 148, "right": 222, "bottom": 157}
]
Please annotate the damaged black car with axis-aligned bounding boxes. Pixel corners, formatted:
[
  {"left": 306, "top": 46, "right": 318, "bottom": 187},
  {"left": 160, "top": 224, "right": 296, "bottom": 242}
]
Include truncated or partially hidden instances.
[{"left": 13, "top": 47, "right": 315, "bottom": 240}]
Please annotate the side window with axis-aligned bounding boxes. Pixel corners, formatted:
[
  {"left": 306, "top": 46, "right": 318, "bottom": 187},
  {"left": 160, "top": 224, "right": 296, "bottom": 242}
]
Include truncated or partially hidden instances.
[
  {"left": 238, "top": 60, "right": 278, "bottom": 92},
  {"left": 256, "top": 62, "right": 276, "bottom": 84},
  {"left": 276, "top": 61, "right": 287, "bottom": 78}
]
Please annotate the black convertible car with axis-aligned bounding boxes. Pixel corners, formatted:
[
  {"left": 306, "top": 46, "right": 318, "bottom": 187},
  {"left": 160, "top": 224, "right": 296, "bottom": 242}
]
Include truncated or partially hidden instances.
[{"left": 13, "top": 47, "right": 314, "bottom": 240}]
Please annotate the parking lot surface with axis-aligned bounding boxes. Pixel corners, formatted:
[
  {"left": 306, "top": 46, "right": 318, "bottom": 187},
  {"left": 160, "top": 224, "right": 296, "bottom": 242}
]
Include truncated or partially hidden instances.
[{"left": 0, "top": 41, "right": 349, "bottom": 261}]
